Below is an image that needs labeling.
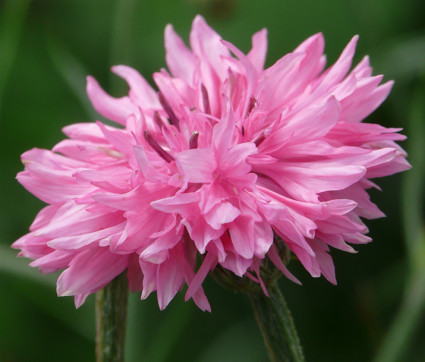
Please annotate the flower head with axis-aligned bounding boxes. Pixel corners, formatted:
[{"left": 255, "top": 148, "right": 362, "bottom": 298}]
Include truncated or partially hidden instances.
[{"left": 13, "top": 16, "right": 409, "bottom": 311}]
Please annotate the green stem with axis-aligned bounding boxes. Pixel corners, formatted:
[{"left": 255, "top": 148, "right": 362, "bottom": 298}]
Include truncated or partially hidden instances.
[
  {"left": 95, "top": 272, "right": 129, "bottom": 362},
  {"left": 248, "top": 283, "right": 305, "bottom": 362}
]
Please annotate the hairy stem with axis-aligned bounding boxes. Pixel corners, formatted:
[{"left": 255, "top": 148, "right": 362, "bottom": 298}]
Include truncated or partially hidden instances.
[
  {"left": 248, "top": 283, "right": 305, "bottom": 362},
  {"left": 95, "top": 272, "right": 129, "bottom": 362}
]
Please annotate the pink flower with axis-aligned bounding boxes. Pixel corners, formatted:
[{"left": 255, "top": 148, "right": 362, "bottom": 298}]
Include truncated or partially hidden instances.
[{"left": 13, "top": 15, "right": 409, "bottom": 311}]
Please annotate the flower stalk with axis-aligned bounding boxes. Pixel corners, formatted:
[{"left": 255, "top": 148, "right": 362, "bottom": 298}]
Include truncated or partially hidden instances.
[
  {"left": 212, "top": 244, "right": 304, "bottom": 362},
  {"left": 95, "top": 272, "right": 129, "bottom": 362},
  {"left": 248, "top": 283, "right": 305, "bottom": 362}
]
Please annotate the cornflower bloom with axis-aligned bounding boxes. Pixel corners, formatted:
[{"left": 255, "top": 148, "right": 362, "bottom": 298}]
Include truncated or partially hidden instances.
[{"left": 13, "top": 16, "right": 409, "bottom": 311}]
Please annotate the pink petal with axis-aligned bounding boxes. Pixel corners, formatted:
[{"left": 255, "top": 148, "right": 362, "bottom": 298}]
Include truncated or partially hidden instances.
[
  {"left": 57, "top": 246, "right": 129, "bottom": 296},
  {"left": 219, "top": 142, "right": 257, "bottom": 177},
  {"left": 156, "top": 245, "right": 186, "bottom": 310},
  {"left": 165, "top": 24, "right": 197, "bottom": 83},
  {"left": 47, "top": 223, "right": 125, "bottom": 250},
  {"left": 228, "top": 217, "right": 255, "bottom": 259},
  {"left": 267, "top": 244, "right": 301, "bottom": 284},
  {"left": 212, "top": 98, "right": 235, "bottom": 155},
  {"left": 313, "top": 35, "right": 359, "bottom": 96},
  {"left": 36, "top": 201, "right": 123, "bottom": 239},
  {"left": 281, "top": 163, "right": 367, "bottom": 193},
  {"left": 183, "top": 260, "right": 211, "bottom": 312},
  {"left": 139, "top": 224, "right": 182, "bottom": 264},
  {"left": 111, "top": 210, "right": 173, "bottom": 252},
  {"left": 247, "top": 28, "right": 268, "bottom": 72},
  {"left": 220, "top": 252, "right": 253, "bottom": 277},
  {"left": 12, "top": 233, "right": 52, "bottom": 259},
  {"left": 253, "top": 219, "right": 274, "bottom": 258},
  {"left": 341, "top": 81, "right": 394, "bottom": 123},
  {"left": 29, "top": 205, "right": 61, "bottom": 231},
  {"left": 62, "top": 122, "right": 106, "bottom": 142},
  {"left": 111, "top": 65, "right": 159, "bottom": 109},
  {"left": 261, "top": 96, "right": 341, "bottom": 154},
  {"left": 175, "top": 148, "right": 217, "bottom": 183},
  {"left": 86, "top": 76, "right": 138, "bottom": 125},
  {"left": 204, "top": 201, "right": 240, "bottom": 230},
  {"left": 189, "top": 15, "right": 229, "bottom": 78},
  {"left": 17, "top": 170, "right": 92, "bottom": 205},
  {"left": 96, "top": 121, "right": 135, "bottom": 155},
  {"left": 30, "top": 250, "right": 74, "bottom": 274},
  {"left": 93, "top": 183, "right": 172, "bottom": 212},
  {"left": 151, "top": 192, "right": 200, "bottom": 214},
  {"left": 309, "top": 239, "right": 337, "bottom": 284},
  {"left": 185, "top": 252, "right": 217, "bottom": 301}
]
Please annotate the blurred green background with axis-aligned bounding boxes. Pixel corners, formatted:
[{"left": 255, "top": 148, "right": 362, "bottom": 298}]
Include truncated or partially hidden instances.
[{"left": 1, "top": 0, "right": 424, "bottom": 361}]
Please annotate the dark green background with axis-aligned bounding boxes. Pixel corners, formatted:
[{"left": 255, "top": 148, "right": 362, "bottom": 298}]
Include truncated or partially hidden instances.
[{"left": 1, "top": 0, "right": 424, "bottom": 361}]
